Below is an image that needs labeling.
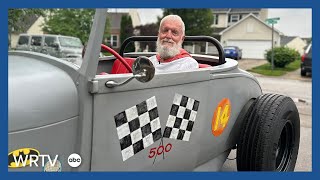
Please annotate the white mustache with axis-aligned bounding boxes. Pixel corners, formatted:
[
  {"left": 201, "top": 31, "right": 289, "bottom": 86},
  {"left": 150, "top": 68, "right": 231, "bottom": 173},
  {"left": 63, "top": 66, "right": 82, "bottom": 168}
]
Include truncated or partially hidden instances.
[{"left": 161, "top": 38, "right": 175, "bottom": 44}]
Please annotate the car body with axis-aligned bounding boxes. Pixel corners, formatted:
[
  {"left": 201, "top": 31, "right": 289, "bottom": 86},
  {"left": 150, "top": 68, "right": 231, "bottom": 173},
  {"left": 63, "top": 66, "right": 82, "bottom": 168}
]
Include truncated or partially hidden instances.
[
  {"left": 15, "top": 34, "right": 83, "bottom": 59},
  {"left": 223, "top": 46, "right": 242, "bottom": 60},
  {"left": 8, "top": 9, "right": 300, "bottom": 172},
  {"left": 301, "top": 43, "right": 312, "bottom": 76}
]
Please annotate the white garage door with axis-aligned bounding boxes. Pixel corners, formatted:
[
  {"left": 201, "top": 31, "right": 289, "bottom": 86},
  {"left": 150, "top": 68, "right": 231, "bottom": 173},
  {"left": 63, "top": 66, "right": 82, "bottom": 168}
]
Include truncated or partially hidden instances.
[{"left": 227, "top": 40, "right": 271, "bottom": 59}]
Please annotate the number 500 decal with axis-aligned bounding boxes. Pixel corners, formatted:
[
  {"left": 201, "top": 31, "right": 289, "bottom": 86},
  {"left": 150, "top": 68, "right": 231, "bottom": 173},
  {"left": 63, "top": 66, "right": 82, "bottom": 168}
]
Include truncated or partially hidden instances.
[
  {"left": 148, "top": 143, "right": 172, "bottom": 158},
  {"left": 211, "top": 98, "right": 231, "bottom": 136}
]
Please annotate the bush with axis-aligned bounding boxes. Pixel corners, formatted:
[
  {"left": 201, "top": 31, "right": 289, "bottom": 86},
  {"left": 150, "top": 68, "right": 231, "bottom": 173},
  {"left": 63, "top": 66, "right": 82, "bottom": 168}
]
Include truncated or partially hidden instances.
[{"left": 265, "top": 47, "right": 300, "bottom": 68}]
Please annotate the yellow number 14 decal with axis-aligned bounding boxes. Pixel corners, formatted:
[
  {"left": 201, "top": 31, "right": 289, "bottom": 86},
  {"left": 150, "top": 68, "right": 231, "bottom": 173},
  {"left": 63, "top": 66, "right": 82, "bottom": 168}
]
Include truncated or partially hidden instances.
[{"left": 212, "top": 98, "right": 231, "bottom": 136}]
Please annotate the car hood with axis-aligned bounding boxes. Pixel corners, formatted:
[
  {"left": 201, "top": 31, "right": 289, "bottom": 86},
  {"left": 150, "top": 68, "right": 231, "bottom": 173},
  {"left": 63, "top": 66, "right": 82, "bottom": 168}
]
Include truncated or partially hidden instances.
[{"left": 9, "top": 53, "right": 79, "bottom": 132}]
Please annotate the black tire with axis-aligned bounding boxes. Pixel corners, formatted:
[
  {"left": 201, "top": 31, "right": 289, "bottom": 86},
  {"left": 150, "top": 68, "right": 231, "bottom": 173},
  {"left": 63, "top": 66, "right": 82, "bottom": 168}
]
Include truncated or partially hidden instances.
[
  {"left": 237, "top": 94, "right": 300, "bottom": 171},
  {"left": 301, "top": 69, "right": 306, "bottom": 76}
]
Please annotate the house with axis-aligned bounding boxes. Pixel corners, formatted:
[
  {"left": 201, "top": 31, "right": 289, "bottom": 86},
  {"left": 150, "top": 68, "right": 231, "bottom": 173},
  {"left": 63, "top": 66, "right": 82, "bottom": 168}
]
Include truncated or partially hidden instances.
[
  {"left": 212, "top": 8, "right": 268, "bottom": 37},
  {"left": 202, "top": 9, "right": 282, "bottom": 59},
  {"left": 218, "top": 13, "right": 282, "bottom": 59},
  {"left": 106, "top": 10, "right": 141, "bottom": 51},
  {"left": 281, "top": 36, "right": 307, "bottom": 55},
  {"left": 10, "top": 15, "right": 45, "bottom": 48}
]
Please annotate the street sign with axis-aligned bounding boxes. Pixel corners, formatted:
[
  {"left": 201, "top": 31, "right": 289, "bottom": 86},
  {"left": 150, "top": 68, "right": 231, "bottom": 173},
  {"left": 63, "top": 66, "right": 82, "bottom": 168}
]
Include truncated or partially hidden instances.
[
  {"left": 267, "top": 17, "right": 280, "bottom": 21},
  {"left": 266, "top": 19, "right": 278, "bottom": 24},
  {"left": 265, "top": 17, "right": 280, "bottom": 25}
]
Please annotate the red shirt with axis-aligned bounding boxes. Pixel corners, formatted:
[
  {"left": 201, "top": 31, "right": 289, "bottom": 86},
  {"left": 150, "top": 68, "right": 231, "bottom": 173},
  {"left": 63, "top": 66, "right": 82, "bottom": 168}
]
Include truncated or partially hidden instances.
[{"left": 156, "top": 48, "right": 192, "bottom": 63}]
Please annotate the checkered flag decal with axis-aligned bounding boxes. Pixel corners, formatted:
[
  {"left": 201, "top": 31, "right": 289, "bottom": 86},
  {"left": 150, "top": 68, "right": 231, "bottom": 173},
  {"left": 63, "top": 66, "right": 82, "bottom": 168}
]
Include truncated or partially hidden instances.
[
  {"left": 114, "top": 96, "right": 162, "bottom": 161},
  {"left": 163, "top": 94, "right": 200, "bottom": 141}
]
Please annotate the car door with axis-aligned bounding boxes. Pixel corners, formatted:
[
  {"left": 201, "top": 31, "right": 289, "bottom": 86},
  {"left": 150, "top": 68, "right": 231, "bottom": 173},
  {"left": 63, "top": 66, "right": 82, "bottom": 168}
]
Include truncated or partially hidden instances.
[
  {"left": 90, "top": 70, "right": 211, "bottom": 171},
  {"left": 43, "top": 36, "right": 59, "bottom": 57},
  {"left": 30, "top": 35, "right": 43, "bottom": 53}
]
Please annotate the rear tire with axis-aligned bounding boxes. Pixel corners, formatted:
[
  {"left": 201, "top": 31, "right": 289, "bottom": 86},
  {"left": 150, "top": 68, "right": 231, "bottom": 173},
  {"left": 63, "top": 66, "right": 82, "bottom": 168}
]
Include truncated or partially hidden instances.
[{"left": 237, "top": 94, "right": 300, "bottom": 171}]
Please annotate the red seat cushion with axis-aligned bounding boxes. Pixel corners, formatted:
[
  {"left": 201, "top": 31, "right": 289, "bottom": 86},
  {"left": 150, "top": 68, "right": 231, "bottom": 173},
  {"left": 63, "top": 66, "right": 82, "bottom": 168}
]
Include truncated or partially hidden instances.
[
  {"left": 199, "top": 63, "right": 211, "bottom": 68},
  {"left": 110, "top": 58, "right": 135, "bottom": 74}
]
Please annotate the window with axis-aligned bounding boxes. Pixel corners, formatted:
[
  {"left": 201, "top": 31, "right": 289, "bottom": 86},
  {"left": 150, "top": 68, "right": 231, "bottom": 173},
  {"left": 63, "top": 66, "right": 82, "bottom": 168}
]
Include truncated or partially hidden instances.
[
  {"left": 31, "top": 36, "right": 42, "bottom": 46},
  {"left": 106, "top": 35, "right": 119, "bottom": 48},
  {"left": 230, "top": 15, "right": 240, "bottom": 23},
  {"left": 307, "top": 46, "right": 312, "bottom": 58},
  {"left": 45, "top": 36, "right": 58, "bottom": 47},
  {"left": 58, "top": 37, "right": 83, "bottom": 48},
  {"left": 213, "top": 14, "right": 219, "bottom": 25},
  {"left": 18, "top": 36, "right": 29, "bottom": 45}
]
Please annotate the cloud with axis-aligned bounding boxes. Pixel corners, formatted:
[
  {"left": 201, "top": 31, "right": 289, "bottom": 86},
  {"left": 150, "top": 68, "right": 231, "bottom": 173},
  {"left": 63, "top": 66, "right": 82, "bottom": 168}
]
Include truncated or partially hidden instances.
[{"left": 268, "top": 8, "right": 312, "bottom": 38}]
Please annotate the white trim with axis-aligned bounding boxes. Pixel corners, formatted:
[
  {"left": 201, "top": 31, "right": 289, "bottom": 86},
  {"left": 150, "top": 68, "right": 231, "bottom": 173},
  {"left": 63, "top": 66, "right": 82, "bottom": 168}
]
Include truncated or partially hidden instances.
[
  {"left": 219, "top": 13, "right": 282, "bottom": 35},
  {"left": 107, "top": 34, "right": 119, "bottom": 48}
]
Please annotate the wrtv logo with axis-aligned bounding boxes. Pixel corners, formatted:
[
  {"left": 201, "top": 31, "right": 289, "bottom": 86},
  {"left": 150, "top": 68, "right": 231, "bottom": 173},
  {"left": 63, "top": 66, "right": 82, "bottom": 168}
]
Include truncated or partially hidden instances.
[{"left": 8, "top": 148, "right": 59, "bottom": 168}]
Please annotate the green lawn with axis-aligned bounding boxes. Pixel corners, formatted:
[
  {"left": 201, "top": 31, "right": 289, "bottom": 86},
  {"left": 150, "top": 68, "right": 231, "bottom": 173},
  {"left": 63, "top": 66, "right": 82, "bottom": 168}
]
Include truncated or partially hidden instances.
[
  {"left": 102, "top": 52, "right": 112, "bottom": 56},
  {"left": 248, "top": 60, "right": 301, "bottom": 76}
]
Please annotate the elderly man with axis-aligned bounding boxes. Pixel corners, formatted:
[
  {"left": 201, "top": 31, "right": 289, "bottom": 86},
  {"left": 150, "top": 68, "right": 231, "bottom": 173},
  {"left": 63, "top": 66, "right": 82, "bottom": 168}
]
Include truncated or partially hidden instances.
[{"left": 149, "top": 15, "right": 199, "bottom": 72}]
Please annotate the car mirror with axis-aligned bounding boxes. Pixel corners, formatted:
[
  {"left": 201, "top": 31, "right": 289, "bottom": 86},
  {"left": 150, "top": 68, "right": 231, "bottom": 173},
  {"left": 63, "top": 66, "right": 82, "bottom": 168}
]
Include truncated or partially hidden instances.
[
  {"left": 132, "top": 56, "right": 155, "bottom": 83},
  {"left": 105, "top": 56, "right": 155, "bottom": 88}
]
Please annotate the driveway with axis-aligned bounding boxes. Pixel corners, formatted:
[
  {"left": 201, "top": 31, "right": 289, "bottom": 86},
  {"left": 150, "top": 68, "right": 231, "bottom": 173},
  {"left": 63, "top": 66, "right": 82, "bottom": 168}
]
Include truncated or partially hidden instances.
[{"left": 237, "top": 58, "right": 268, "bottom": 70}]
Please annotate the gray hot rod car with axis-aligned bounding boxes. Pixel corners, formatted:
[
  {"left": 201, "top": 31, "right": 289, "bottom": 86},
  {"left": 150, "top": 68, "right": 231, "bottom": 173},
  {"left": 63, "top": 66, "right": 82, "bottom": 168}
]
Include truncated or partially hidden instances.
[{"left": 8, "top": 9, "right": 300, "bottom": 172}]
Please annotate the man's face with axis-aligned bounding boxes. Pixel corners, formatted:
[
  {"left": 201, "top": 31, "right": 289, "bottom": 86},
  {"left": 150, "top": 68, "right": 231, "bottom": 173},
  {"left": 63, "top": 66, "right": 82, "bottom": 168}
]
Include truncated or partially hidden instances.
[
  {"left": 158, "top": 19, "right": 184, "bottom": 48},
  {"left": 156, "top": 19, "right": 184, "bottom": 59}
]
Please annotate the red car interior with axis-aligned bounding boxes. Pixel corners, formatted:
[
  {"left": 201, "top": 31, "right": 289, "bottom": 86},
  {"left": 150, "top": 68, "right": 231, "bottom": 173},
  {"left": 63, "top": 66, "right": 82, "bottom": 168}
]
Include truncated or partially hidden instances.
[{"left": 103, "top": 58, "right": 212, "bottom": 75}]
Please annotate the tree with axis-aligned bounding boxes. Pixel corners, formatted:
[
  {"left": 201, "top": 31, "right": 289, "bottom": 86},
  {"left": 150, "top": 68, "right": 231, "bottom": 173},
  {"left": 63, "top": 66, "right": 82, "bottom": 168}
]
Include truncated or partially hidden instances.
[
  {"left": 161, "top": 9, "right": 214, "bottom": 36},
  {"left": 134, "top": 23, "right": 159, "bottom": 52},
  {"left": 43, "top": 9, "right": 110, "bottom": 44},
  {"left": 8, "top": 9, "right": 46, "bottom": 33},
  {"left": 8, "top": 9, "right": 46, "bottom": 48},
  {"left": 120, "top": 15, "right": 135, "bottom": 52}
]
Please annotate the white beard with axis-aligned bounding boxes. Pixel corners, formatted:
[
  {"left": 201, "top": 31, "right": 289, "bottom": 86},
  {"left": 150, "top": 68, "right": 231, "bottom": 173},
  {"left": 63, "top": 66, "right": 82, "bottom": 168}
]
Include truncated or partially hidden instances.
[{"left": 156, "top": 37, "right": 182, "bottom": 59}]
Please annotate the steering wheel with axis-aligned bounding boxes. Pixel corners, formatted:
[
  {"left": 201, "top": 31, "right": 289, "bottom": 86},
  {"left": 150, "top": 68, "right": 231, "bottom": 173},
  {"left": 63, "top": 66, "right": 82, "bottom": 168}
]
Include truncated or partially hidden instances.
[{"left": 100, "top": 44, "right": 132, "bottom": 73}]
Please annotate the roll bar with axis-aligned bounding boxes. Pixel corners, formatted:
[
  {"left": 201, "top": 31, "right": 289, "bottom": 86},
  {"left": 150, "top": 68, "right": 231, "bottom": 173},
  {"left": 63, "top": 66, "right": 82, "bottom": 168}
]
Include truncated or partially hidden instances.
[
  {"left": 80, "top": 10, "right": 226, "bottom": 79},
  {"left": 119, "top": 36, "right": 226, "bottom": 65}
]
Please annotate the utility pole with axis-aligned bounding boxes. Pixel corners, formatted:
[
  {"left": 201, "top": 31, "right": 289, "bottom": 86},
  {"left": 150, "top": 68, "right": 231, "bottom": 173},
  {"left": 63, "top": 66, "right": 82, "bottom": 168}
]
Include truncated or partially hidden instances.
[{"left": 265, "top": 17, "right": 280, "bottom": 70}]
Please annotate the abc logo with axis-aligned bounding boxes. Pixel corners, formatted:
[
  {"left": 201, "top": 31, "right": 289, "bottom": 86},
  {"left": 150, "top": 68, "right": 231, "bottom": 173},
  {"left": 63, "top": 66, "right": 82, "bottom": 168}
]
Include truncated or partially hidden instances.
[{"left": 67, "top": 153, "right": 81, "bottom": 167}]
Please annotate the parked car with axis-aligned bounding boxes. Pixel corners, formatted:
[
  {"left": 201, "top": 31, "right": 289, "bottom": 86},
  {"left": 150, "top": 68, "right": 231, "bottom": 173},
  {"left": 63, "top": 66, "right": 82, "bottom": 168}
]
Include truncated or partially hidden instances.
[
  {"left": 301, "top": 43, "right": 312, "bottom": 76},
  {"left": 15, "top": 34, "right": 83, "bottom": 59},
  {"left": 8, "top": 9, "right": 300, "bottom": 172},
  {"left": 223, "top": 46, "right": 242, "bottom": 60}
]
